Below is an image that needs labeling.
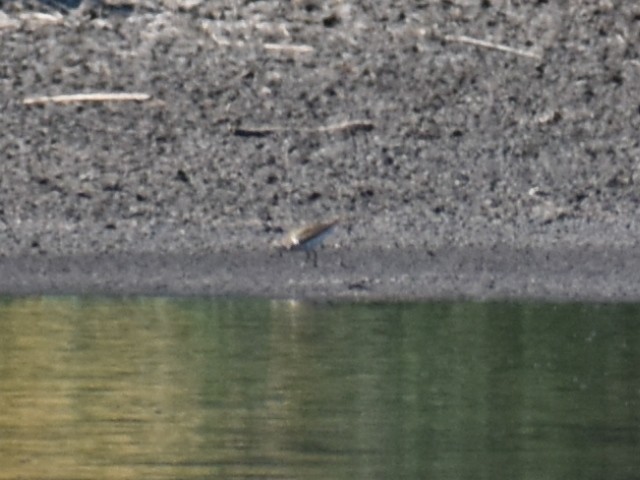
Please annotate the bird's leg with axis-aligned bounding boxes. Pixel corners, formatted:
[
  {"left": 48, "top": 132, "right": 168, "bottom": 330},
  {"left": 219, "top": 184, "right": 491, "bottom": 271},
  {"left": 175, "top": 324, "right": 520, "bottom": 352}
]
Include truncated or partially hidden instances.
[{"left": 304, "top": 250, "right": 318, "bottom": 267}]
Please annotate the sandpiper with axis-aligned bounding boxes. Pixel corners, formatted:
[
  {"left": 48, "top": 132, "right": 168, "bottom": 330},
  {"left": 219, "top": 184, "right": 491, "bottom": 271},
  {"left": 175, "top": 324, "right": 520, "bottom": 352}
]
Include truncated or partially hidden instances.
[{"left": 274, "top": 218, "right": 339, "bottom": 267}]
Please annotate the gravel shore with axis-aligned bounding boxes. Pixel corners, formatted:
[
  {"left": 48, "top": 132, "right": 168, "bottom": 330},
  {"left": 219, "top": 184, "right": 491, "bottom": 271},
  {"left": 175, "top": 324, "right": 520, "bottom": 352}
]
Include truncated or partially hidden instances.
[{"left": 2, "top": 1, "right": 640, "bottom": 301}]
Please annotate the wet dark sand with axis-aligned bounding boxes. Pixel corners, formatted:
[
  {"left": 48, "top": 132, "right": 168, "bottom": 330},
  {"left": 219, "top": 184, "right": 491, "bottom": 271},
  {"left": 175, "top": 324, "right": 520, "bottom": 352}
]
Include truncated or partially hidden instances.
[
  {"left": 2, "top": 1, "right": 640, "bottom": 301},
  {"left": 2, "top": 245, "right": 640, "bottom": 302}
]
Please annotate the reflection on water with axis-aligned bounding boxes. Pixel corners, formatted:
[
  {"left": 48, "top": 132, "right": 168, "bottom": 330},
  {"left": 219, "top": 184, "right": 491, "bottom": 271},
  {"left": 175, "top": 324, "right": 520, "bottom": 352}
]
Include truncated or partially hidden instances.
[{"left": 0, "top": 298, "right": 639, "bottom": 479}]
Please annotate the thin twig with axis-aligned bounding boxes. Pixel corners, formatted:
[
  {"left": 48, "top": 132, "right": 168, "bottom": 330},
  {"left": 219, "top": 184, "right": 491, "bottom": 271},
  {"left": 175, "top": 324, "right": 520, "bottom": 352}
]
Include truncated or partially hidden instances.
[
  {"left": 263, "top": 43, "right": 315, "bottom": 54},
  {"left": 311, "top": 120, "right": 374, "bottom": 133},
  {"left": 23, "top": 92, "right": 152, "bottom": 106},
  {"left": 233, "top": 125, "right": 287, "bottom": 137},
  {"left": 233, "top": 120, "right": 374, "bottom": 137},
  {"left": 444, "top": 34, "right": 542, "bottom": 60}
]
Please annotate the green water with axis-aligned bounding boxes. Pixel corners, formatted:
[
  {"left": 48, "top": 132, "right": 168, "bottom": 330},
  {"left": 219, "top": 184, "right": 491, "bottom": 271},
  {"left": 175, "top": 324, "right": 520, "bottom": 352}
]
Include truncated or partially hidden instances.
[{"left": 0, "top": 298, "right": 638, "bottom": 479}]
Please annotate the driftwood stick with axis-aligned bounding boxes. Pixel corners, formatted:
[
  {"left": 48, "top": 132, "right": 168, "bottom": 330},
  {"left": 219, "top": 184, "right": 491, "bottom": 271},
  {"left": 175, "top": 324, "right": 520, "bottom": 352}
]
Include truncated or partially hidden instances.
[
  {"left": 23, "top": 92, "right": 152, "bottom": 106},
  {"left": 233, "top": 120, "right": 374, "bottom": 137},
  {"left": 233, "top": 125, "right": 287, "bottom": 137},
  {"left": 444, "top": 34, "right": 542, "bottom": 60},
  {"left": 263, "top": 43, "right": 315, "bottom": 54},
  {"left": 310, "top": 119, "right": 374, "bottom": 133}
]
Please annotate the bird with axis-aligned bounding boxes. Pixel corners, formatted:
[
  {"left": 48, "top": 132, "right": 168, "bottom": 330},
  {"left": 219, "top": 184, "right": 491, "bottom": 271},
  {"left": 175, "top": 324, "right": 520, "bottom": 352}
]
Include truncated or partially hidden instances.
[{"left": 273, "top": 218, "right": 339, "bottom": 267}]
